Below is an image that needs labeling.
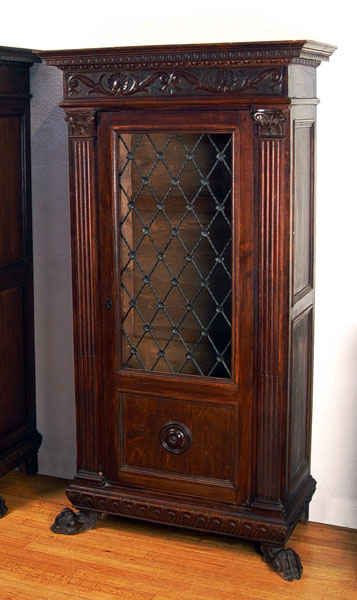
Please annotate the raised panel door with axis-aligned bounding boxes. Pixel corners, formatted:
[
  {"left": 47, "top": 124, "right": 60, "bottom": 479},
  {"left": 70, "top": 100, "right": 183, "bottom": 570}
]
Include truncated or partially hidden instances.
[{"left": 98, "top": 109, "right": 254, "bottom": 503}]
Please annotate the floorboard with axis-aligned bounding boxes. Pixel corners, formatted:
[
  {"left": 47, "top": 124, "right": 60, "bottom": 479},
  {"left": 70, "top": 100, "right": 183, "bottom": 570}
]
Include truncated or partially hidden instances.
[{"left": 0, "top": 472, "right": 356, "bottom": 599}]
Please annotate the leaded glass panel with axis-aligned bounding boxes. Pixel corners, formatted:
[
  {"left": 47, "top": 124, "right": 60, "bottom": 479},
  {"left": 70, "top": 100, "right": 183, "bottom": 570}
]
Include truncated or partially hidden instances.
[{"left": 118, "top": 132, "right": 232, "bottom": 378}]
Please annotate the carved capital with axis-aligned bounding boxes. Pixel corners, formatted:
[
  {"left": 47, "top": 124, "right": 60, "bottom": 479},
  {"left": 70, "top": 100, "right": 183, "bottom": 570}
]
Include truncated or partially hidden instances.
[
  {"left": 252, "top": 108, "right": 287, "bottom": 137},
  {"left": 65, "top": 111, "right": 97, "bottom": 137}
]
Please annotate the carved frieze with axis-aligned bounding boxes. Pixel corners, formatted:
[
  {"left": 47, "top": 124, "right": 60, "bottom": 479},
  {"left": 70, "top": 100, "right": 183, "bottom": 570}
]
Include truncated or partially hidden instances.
[{"left": 64, "top": 67, "right": 284, "bottom": 99}]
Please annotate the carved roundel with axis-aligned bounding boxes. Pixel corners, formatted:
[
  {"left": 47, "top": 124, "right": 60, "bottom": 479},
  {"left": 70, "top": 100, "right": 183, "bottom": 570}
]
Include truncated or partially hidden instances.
[{"left": 160, "top": 421, "right": 192, "bottom": 454}]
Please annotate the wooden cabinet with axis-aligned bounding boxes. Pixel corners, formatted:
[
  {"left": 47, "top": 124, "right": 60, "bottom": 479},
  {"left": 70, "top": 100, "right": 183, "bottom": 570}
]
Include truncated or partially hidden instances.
[
  {"left": 0, "top": 47, "right": 42, "bottom": 516},
  {"left": 39, "top": 41, "right": 336, "bottom": 580}
]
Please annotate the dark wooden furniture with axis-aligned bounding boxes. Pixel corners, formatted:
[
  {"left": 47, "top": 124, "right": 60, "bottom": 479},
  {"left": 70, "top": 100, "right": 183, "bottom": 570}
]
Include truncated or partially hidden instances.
[
  {"left": 39, "top": 41, "right": 336, "bottom": 580},
  {"left": 0, "top": 47, "right": 42, "bottom": 516}
]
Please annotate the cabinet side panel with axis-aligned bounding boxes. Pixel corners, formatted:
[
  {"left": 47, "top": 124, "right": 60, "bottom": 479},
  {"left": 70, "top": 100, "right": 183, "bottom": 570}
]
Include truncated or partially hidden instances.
[
  {"left": 292, "top": 120, "right": 314, "bottom": 302},
  {"left": 289, "top": 307, "right": 313, "bottom": 491},
  {"left": 288, "top": 103, "right": 317, "bottom": 501}
]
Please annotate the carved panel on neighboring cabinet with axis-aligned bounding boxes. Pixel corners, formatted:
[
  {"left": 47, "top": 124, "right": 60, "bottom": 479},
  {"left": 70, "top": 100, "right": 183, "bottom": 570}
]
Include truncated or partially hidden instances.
[
  {"left": 0, "top": 286, "right": 26, "bottom": 439},
  {"left": 0, "top": 115, "right": 25, "bottom": 267}
]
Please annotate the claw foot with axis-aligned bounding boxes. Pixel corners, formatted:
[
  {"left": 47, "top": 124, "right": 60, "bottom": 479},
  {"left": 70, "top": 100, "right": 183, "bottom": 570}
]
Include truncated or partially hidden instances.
[
  {"left": 0, "top": 496, "right": 8, "bottom": 518},
  {"left": 299, "top": 507, "right": 309, "bottom": 524},
  {"left": 261, "top": 543, "right": 303, "bottom": 581},
  {"left": 51, "top": 507, "right": 101, "bottom": 535},
  {"left": 25, "top": 454, "right": 39, "bottom": 476}
]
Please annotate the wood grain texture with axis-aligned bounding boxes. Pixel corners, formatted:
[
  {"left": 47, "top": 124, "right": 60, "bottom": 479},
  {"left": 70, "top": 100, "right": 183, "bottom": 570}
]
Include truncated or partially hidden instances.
[
  {"left": 252, "top": 108, "right": 289, "bottom": 506},
  {"left": 0, "top": 472, "right": 356, "bottom": 600},
  {"left": 0, "top": 49, "right": 41, "bottom": 505},
  {"left": 0, "top": 115, "right": 24, "bottom": 267},
  {"left": 39, "top": 42, "right": 335, "bottom": 579},
  {"left": 0, "top": 286, "right": 26, "bottom": 438},
  {"left": 67, "top": 112, "right": 101, "bottom": 473}
]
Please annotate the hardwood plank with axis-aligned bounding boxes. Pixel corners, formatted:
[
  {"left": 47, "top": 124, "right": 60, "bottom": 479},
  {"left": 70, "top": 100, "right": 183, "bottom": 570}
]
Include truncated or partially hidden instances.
[{"left": 0, "top": 472, "right": 356, "bottom": 600}]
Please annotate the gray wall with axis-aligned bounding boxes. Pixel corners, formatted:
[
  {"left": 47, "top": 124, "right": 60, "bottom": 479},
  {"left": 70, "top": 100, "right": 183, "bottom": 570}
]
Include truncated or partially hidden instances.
[{"left": 30, "top": 64, "right": 76, "bottom": 478}]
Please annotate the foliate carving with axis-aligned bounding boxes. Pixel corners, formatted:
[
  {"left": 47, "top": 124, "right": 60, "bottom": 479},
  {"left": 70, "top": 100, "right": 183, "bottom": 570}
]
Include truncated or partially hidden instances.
[
  {"left": 65, "top": 111, "right": 97, "bottom": 137},
  {"left": 252, "top": 109, "right": 287, "bottom": 137},
  {"left": 65, "top": 67, "right": 283, "bottom": 99},
  {"left": 261, "top": 544, "right": 303, "bottom": 581},
  {"left": 66, "top": 489, "right": 288, "bottom": 543},
  {"left": 51, "top": 507, "right": 101, "bottom": 535},
  {"left": 160, "top": 422, "right": 192, "bottom": 454},
  {"left": 0, "top": 496, "right": 8, "bottom": 518}
]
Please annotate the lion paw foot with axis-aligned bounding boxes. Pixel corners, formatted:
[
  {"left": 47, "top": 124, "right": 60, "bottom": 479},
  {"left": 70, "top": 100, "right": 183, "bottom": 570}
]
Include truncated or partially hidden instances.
[{"left": 50, "top": 507, "right": 100, "bottom": 535}]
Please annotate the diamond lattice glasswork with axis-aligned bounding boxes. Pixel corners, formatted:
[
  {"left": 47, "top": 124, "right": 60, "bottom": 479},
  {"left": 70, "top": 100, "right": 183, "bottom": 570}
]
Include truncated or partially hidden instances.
[{"left": 118, "top": 132, "right": 232, "bottom": 378}]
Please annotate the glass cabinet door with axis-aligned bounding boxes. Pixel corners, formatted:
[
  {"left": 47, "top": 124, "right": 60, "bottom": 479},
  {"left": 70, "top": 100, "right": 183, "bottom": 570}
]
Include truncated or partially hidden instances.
[{"left": 116, "top": 131, "right": 233, "bottom": 378}]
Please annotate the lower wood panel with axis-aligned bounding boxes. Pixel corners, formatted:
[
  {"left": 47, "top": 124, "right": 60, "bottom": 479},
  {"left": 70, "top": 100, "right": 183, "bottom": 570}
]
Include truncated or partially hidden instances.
[
  {"left": 289, "top": 305, "right": 313, "bottom": 493},
  {"left": 105, "top": 393, "right": 239, "bottom": 502},
  {"left": 0, "top": 285, "right": 26, "bottom": 440},
  {"left": 0, "top": 471, "right": 356, "bottom": 600}
]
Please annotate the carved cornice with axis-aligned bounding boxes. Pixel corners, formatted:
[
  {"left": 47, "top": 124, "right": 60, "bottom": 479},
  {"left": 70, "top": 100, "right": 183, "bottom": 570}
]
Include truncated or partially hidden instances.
[
  {"left": 252, "top": 108, "right": 287, "bottom": 137},
  {"left": 38, "top": 41, "right": 336, "bottom": 72},
  {"left": 64, "top": 67, "right": 283, "bottom": 99},
  {"left": 0, "top": 46, "right": 41, "bottom": 66},
  {"left": 67, "top": 488, "right": 288, "bottom": 543},
  {"left": 65, "top": 111, "right": 97, "bottom": 137}
]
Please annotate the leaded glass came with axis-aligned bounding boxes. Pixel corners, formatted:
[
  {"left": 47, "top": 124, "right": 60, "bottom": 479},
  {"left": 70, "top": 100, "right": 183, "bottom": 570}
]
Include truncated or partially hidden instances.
[{"left": 118, "top": 132, "right": 232, "bottom": 378}]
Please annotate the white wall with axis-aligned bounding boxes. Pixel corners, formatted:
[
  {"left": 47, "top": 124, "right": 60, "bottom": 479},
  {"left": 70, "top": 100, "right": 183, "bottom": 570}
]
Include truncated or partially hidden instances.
[{"left": 3, "top": 0, "right": 356, "bottom": 528}]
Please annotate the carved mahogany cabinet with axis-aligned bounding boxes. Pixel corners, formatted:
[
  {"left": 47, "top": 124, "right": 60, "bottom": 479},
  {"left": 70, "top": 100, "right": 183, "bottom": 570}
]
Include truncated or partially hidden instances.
[
  {"left": 39, "top": 41, "right": 335, "bottom": 580},
  {"left": 0, "top": 47, "right": 42, "bottom": 516}
]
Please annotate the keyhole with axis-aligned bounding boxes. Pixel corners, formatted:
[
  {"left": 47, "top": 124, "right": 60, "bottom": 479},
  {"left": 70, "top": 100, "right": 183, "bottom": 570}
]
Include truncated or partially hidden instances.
[{"left": 105, "top": 298, "right": 113, "bottom": 311}]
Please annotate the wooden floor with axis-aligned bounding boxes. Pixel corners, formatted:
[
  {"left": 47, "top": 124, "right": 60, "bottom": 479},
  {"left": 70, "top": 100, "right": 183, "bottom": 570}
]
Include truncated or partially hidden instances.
[{"left": 0, "top": 472, "right": 356, "bottom": 599}]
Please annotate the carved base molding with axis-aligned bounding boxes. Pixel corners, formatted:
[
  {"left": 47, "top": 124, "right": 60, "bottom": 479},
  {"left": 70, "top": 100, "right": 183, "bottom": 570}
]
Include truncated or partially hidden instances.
[
  {"left": 66, "top": 489, "right": 286, "bottom": 543},
  {"left": 62, "top": 476, "right": 316, "bottom": 545},
  {"left": 261, "top": 543, "right": 303, "bottom": 581},
  {"left": 0, "top": 431, "right": 42, "bottom": 478},
  {"left": 285, "top": 476, "right": 316, "bottom": 537},
  {"left": 0, "top": 496, "right": 8, "bottom": 518}
]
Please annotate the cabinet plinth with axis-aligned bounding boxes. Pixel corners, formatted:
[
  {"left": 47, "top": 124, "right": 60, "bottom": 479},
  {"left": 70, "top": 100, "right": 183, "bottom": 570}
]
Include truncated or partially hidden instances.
[{"left": 39, "top": 40, "right": 336, "bottom": 580}]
